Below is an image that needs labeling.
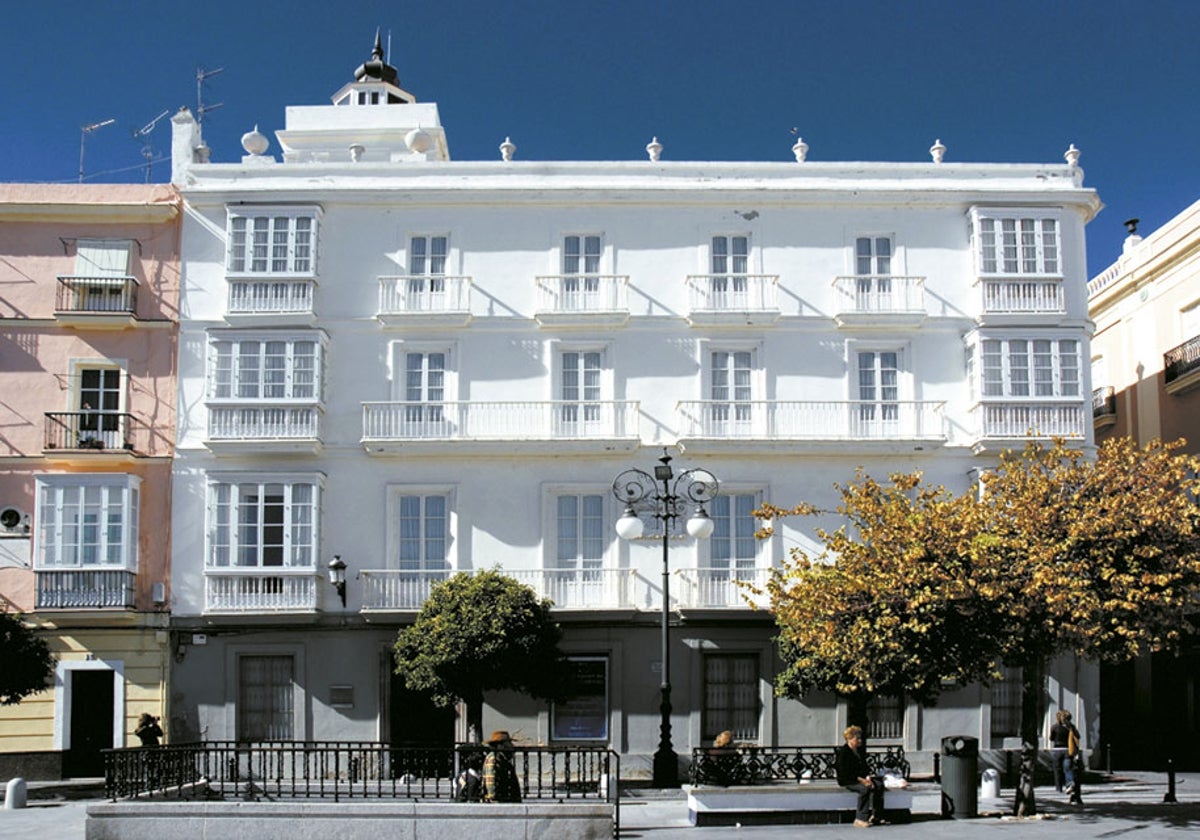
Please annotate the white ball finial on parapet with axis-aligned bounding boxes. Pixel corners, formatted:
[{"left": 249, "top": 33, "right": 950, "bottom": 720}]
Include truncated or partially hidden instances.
[
  {"left": 792, "top": 136, "right": 809, "bottom": 162},
  {"left": 930, "top": 138, "right": 946, "bottom": 164},
  {"left": 405, "top": 129, "right": 432, "bottom": 154},
  {"left": 646, "top": 137, "right": 663, "bottom": 162},
  {"left": 241, "top": 125, "right": 269, "bottom": 156},
  {"left": 349, "top": 144, "right": 365, "bottom": 163},
  {"left": 499, "top": 137, "right": 516, "bottom": 161}
]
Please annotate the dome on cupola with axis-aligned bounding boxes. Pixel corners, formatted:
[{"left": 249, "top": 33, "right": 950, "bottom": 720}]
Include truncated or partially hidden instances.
[
  {"left": 355, "top": 30, "right": 400, "bottom": 87},
  {"left": 331, "top": 30, "right": 416, "bottom": 106}
]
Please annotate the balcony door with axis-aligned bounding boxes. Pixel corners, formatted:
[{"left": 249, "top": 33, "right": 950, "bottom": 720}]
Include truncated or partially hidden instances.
[
  {"left": 559, "top": 351, "right": 602, "bottom": 436},
  {"left": 710, "top": 236, "right": 749, "bottom": 308},
  {"left": 77, "top": 367, "right": 122, "bottom": 448},
  {"left": 402, "top": 351, "right": 448, "bottom": 435},
  {"left": 856, "top": 350, "right": 899, "bottom": 437},
  {"left": 408, "top": 236, "right": 447, "bottom": 309},
  {"left": 562, "top": 235, "right": 602, "bottom": 311},
  {"left": 855, "top": 236, "right": 893, "bottom": 310},
  {"left": 74, "top": 239, "right": 132, "bottom": 312}
]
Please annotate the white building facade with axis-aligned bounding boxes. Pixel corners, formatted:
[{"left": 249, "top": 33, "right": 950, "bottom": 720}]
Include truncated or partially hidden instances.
[{"left": 167, "top": 40, "right": 1101, "bottom": 776}]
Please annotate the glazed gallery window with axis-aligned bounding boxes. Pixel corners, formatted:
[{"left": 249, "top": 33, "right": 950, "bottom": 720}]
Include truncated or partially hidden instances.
[
  {"left": 227, "top": 209, "right": 317, "bottom": 275},
  {"left": 209, "top": 337, "right": 320, "bottom": 400},
  {"left": 238, "top": 655, "right": 295, "bottom": 741},
  {"left": 551, "top": 656, "right": 608, "bottom": 741},
  {"left": 703, "top": 653, "right": 760, "bottom": 743},
  {"left": 976, "top": 216, "right": 1059, "bottom": 276},
  {"left": 208, "top": 480, "right": 318, "bottom": 568},
  {"left": 980, "top": 338, "right": 1080, "bottom": 398},
  {"left": 35, "top": 475, "right": 140, "bottom": 569}
]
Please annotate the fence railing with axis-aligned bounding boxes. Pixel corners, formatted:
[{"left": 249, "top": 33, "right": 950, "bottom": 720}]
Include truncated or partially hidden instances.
[
  {"left": 362, "top": 400, "right": 639, "bottom": 442},
  {"left": 1165, "top": 334, "right": 1200, "bottom": 385},
  {"left": 207, "top": 405, "right": 321, "bottom": 441},
  {"left": 689, "top": 744, "right": 910, "bottom": 786},
  {"left": 980, "top": 279, "right": 1065, "bottom": 313},
  {"left": 972, "top": 401, "right": 1088, "bottom": 440},
  {"left": 103, "top": 742, "right": 618, "bottom": 814},
  {"left": 228, "top": 279, "right": 314, "bottom": 314},
  {"left": 1091, "top": 386, "right": 1116, "bottom": 420},
  {"left": 55, "top": 275, "right": 139, "bottom": 314},
  {"left": 686, "top": 274, "right": 779, "bottom": 313},
  {"left": 676, "top": 400, "right": 946, "bottom": 441},
  {"left": 204, "top": 570, "right": 318, "bottom": 612},
  {"left": 378, "top": 275, "right": 472, "bottom": 315},
  {"left": 832, "top": 276, "right": 925, "bottom": 314},
  {"left": 535, "top": 275, "right": 629, "bottom": 314},
  {"left": 44, "top": 411, "right": 138, "bottom": 452},
  {"left": 36, "top": 569, "right": 136, "bottom": 609}
]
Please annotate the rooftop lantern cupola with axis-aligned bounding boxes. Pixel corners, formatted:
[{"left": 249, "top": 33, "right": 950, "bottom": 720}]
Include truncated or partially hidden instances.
[{"left": 332, "top": 30, "right": 416, "bottom": 107}]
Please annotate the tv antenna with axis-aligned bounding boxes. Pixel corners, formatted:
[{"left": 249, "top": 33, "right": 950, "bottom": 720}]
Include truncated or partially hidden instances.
[
  {"left": 196, "top": 66, "right": 224, "bottom": 124},
  {"left": 79, "top": 118, "right": 116, "bottom": 183},
  {"left": 132, "top": 109, "right": 171, "bottom": 183}
]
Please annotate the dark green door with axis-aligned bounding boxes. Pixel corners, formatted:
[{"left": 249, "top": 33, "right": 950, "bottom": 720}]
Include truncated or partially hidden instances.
[{"left": 66, "top": 670, "right": 113, "bottom": 778}]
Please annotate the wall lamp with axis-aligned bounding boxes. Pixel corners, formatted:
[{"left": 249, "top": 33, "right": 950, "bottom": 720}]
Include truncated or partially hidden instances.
[{"left": 328, "top": 555, "right": 347, "bottom": 607}]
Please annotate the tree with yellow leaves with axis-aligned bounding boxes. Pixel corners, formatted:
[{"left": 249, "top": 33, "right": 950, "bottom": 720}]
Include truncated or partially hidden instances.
[{"left": 762, "top": 437, "right": 1200, "bottom": 817}]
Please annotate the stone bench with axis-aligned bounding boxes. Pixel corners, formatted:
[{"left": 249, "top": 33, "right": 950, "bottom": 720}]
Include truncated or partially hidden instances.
[{"left": 684, "top": 782, "right": 914, "bottom": 826}]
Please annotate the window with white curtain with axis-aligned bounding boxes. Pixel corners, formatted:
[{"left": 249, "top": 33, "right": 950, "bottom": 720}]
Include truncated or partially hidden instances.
[
  {"left": 980, "top": 338, "right": 1079, "bottom": 398},
  {"left": 209, "top": 336, "right": 321, "bottom": 401},
  {"left": 238, "top": 655, "right": 295, "bottom": 741},
  {"left": 710, "top": 235, "right": 750, "bottom": 304},
  {"left": 208, "top": 478, "right": 318, "bottom": 569},
  {"left": 703, "top": 653, "right": 760, "bottom": 743},
  {"left": 975, "top": 215, "right": 1059, "bottom": 276},
  {"left": 559, "top": 350, "right": 603, "bottom": 434},
  {"left": 408, "top": 235, "right": 448, "bottom": 297},
  {"left": 709, "top": 494, "right": 759, "bottom": 572},
  {"left": 710, "top": 349, "right": 754, "bottom": 433},
  {"left": 227, "top": 209, "right": 317, "bottom": 275},
  {"left": 36, "top": 475, "right": 140, "bottom": 569},
  {"left": 394, "top": 494, "right": 448, "bottom": 571},
  {"left": 857, "top": 350, "right": 900, "bottom": 431}
]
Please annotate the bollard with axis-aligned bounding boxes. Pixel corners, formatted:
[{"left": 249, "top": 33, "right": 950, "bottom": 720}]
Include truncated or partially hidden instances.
[
  {"left": 1106, "top": 742, "right": 1112, "bottom": 776},
  {"left": 4, "top": 777, "right": 28, "bottom": 809},
  {"left": 1164, "top": 759, "right": 1177, "bottom": 804},
  {"left": 981, "top": 768, "right": 1001, "bottom": 799},
  {"left": 933, "top": 752, "right": 941, "bottom": 783}
]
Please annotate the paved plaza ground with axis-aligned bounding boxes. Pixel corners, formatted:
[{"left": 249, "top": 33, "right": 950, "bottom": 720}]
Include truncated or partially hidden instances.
[{"left": 2, "top": 772, "right": 1196, "bottom": 839}]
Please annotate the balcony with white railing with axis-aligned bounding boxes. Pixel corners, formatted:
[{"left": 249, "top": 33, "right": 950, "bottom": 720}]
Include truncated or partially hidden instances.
[
  {"left": 377, "top": 275, "right": 472, "bottom": 326},
  {"left": 970, "top": 401, "right": 1087, "bottom": 452},
  {"left": 676, "top": 400, "right": 947, "bottom": 452},
  {"left": 979, "top": 278, "right": 1065, "bottom": 317},
  {"left": 534, "top": 275, "right": 630, "bottom": 327},
  {"left": 359, "top": 567, "right": 765, "bottom": 614},
  {"left": 676, "top": 566, "right": 772, "bottom": 609},
  {"left": 227, "top": 279, "right": 315, "bottom": 324},
  {"left": 361, "top": 400, "right": 640, "bottom": 455},
  {"left": 685, "top": 275, "right": 780, "bottom": 326},
  {"left": 35, "top": 568, "right": 136, "bottom": 610},
  {"left": 206, "top": 404, "right": 322, "bottom": 454},
  {"left": 832, "top": 276, "right": 926, "bottom": 327},
  {"left": 204, "top": 568, "right": 318, "bottom": 614}
]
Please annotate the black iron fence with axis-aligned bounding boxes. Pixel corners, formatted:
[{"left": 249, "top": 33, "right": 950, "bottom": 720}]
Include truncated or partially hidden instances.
[
  {"left": 690, "top": 744, "right": 910, "bottom": 786},
  {"left": 55, "top": 275, "right": 139, "bottom": 314},
  {"left": 104, "top": 741, "right": 618, "bottom": 805},
  {"left": 1165, "top": 334, "right": 1200, "bottom": 385},
  {"left": 44, "top": 411, "right": 138, "bottom": 452}
]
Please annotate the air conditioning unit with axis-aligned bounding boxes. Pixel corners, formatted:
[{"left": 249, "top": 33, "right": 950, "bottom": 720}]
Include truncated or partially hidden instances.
[{"left": 0, "top": 507, "right": 30, "bottom": 536}]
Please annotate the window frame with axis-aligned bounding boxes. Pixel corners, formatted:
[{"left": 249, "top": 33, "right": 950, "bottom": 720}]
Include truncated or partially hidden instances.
[
  {"left": 34, "top": 474, "right": 141, "bottom": 571},
  {"left": 550, "top": 655, "right": 610, "bottom": 742},
  {"left": 205, "top": 473, "right": 323, "bottom": 570},
  {"left": 225, "top": 206, "right": 320, "bottom": 277},
  {"left": 970, "top": 208, "right": 1062, "bottom": 278},
  {"left": 207, "top": 332, "right": 325, "bottom": 403},
  {"left": 976, "top": 335, "right": 1081, "bottom": 399},
  {"left": 701, "top": 651, "right": 762, "bottom": 744},
  {"left": 385, "top": 484, "right": 456, "bottom": 573},
  {"left": 705, "top": 491, "right": 764, "bottom": 572},
  {"left": 544, "top": 485, "right": 614, "bottom": 573}
]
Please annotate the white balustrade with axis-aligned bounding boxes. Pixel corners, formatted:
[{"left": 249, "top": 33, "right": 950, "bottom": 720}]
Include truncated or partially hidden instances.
[
  {"left": 378, "top": 275, "right": 472, "bottom": 314},
  {"left": 208, "top": 405, "right": 320, "bottom": 440},
  {"left": 980, "top": 279, "right": 1065, "bottom": 313},
  {"left": 362, "top": 401, "right": 639, "bottom": 441},
  {"left": 534, "top": 275, "right": 629, "bottom": 313},
  {"left": 973, "top": 402, "right": 1087, "bottom": 439},
  {"left": 676, "top": 567, "right": 771, "bottom": 609},
  {"left": 686, "top": 275, "right": 779, "bottom": 312},
  {"left": 204, "top": 569, "right": 317, "bottom": 612},
  {"left": 36, "top": 569, "right": 135, "bottom": 609},
  {"left": 676, "top": 401, "right": 946, "bottom": 441},
  {"left": 832, "top": 276, "right": 926, "bottom": 313},
  {"left": 228, "top": 279, "right": 314, "bottom": 314}
]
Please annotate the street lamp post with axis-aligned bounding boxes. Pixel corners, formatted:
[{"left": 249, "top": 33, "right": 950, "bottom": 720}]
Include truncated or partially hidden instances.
[{"left": 612, "top": 451, "right": 718, "bottom": 788}]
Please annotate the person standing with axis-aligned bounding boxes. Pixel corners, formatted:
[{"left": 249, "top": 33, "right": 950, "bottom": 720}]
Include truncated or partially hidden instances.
[
  {"left": 134, "top": 713, "right": 163, "bottom": 747},
  {"left": 836, "top": 725, "right": 887, "bottom": 828},
  {"left": 1048, "top": 710, "right": 1081, "bottom": 798},
  {"left": 482, "top": 730, "right": 522, "bottom": 802}
]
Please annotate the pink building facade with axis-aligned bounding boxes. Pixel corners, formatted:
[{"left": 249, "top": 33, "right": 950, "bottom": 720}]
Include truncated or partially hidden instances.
[{"left": 0, "top": 184, "right": 180, "bottom": 779}]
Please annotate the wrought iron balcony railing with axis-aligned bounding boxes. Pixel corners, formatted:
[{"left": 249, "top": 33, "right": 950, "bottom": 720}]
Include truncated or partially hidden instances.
[
  {"left": 55, "top": 275, "right": 138, "bottom": 314},
  {"left": 1165, "top": 334, "right": 1200, "bottom": 386},
  {"left": 44, "top": 411, "right": 137, "bottom": 452},
  {"left": 36, "top": 569, "right": 136, "bottom": 609},
  {"left": 1092, "top": 386, "right": 1116, "bottom": 420}
]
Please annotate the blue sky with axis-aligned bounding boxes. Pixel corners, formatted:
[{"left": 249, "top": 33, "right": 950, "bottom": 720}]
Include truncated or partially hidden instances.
[{"left": 1, "top": 0, "right": 1196, "bottom": 275}]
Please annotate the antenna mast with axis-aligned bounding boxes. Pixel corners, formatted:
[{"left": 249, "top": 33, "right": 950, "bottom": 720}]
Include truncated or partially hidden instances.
[
  {"left": 196, "top": 66, "right": 225, "bottom": 124},
  {"left": 132, "top": 109, "right": 171, "bottom": 183},
  {"left": 79, "top": 118, "right": 115, "bottom": 183}
]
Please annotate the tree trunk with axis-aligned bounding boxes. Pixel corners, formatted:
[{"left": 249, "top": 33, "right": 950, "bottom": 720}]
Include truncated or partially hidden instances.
[
  {"left": 846, "top": 693, "right": 870, "bottom": 746},
  {"left": 1012, "top": 659, "right": 1044, "bottom": 817}
]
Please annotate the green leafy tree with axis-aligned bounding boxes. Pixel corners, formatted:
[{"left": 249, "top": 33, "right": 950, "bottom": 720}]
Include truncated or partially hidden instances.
[
  {"left": 393, "top": 569, "right": 570, "bottom": 739},
  {"left": 0, "top": 610, "right": 54, "bottom": 705},
  {"left": 762, "top": 437, "right": 1200, "bottom": 817}
]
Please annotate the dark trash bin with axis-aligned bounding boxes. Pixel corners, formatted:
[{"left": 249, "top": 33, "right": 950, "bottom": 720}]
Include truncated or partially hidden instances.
[{"left": 941, "top": 735, "right": 978, "bottom": 819}]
